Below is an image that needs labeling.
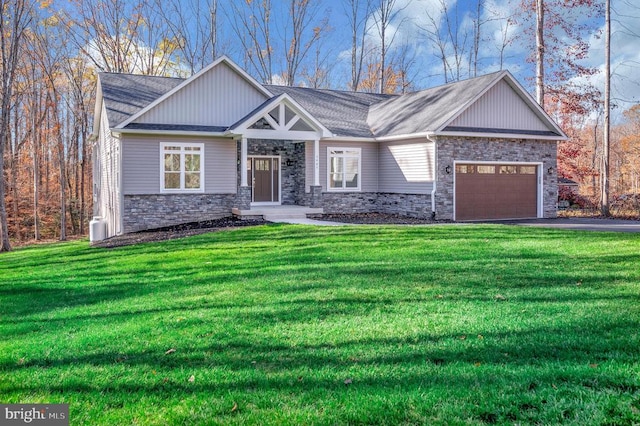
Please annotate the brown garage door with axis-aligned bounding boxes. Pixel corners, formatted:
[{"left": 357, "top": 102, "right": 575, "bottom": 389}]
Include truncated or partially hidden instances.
[{"left": 455, "top": 163, "right": 538, "bottom": 221}]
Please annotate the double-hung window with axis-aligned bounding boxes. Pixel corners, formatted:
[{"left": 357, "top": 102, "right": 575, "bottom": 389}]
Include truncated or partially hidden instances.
[
  {"left": 327, "top": 148, "right": 361, "bottom": 191},
  {"left": 161, "top": 142, "right": 204, "bottom": 192}
]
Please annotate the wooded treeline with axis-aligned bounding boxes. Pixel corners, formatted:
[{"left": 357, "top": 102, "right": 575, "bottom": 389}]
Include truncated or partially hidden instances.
[{"left": 0, "top": 0, "right": 637, "bottom": 250}]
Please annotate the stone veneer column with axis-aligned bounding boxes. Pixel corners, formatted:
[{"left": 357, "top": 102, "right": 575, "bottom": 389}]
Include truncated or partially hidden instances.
[
  {"left": 236, "top": 186, "right": 251, "bottom": 209},
  {"left": 309, "top": 186, "right": 323, "bottom": 208}
]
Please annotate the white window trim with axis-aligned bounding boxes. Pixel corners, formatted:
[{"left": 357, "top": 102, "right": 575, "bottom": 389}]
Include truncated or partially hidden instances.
[
  {"left": 160, "top": 142, "right": 205, "bottom": 193},
  {"left": 326, "top": 147, "right": 361, "bottom": 192}
]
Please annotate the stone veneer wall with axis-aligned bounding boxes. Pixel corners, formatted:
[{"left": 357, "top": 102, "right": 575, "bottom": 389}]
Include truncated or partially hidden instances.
[
  {"left": 434, "top": 137, "right": 558, "bottom": 220},
  {"left": 377, "top": 193, "right": 432, "bottom": 218},
  {"left": 321, "top": 192, "right": 379, "bottom": 213},
  {"left": 123, "top": 194, "right": 236, "bottom": 233},
  {"left": 318, "top": 192, "right": 433, "bottom": 218}
]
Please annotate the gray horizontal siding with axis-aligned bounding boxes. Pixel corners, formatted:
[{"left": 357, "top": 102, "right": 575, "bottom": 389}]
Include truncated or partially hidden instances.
[
  {"left": 379, "top": 140, "right": 434, "bottom": 194},
  {"left": 137, "top": 62, "right": 268, "bottom": 127},
  {"left": 96, "top": 101, "right": 122, "bottom": 238},
  {"left": 451, "top": 80, "right": 550, "bottom": 132},
  {"left": 306, "top": 141, "right": 378, "bottom": 192},
  {"left": 122, "top": 136, "right": 237, "bottom": 194}
]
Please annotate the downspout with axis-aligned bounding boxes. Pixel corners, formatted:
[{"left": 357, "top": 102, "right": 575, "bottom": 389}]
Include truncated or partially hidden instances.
[{"left": 427, "top": 134, "right": 437, "bottom": 218}]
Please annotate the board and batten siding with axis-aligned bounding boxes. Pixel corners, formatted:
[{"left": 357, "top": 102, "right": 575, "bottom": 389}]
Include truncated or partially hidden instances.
[
  {"left": 305, "top": 141, "right": 378, "bottom": 192},
  {"left": 135, "top": 62, "right": 268, "bottom": 127},
  {"left": 378, "top": 139, "right": 435, "bottom": 194},
  {"left": 122, "top": 136, "right": 237, "bottom": 194},
  {"left": 96, "top": 101, "right": 122, "bottom": 238},
  {"left": 450, "top": 79, "right": 550, "bottom": 132}
]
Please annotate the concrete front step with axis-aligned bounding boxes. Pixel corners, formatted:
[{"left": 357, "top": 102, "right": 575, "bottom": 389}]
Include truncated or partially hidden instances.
[{"left": 232, "top": 206, "right": 323, "bottom": 221}]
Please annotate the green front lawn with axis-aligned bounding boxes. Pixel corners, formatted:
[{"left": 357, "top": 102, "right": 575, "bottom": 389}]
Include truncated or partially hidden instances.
[{"left": 1, "top": 224, "right": 639, "bottom": 425}]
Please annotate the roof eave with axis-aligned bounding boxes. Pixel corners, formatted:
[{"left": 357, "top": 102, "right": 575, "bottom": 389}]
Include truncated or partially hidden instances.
[
  {"left": 435, "top": 130, "right": 568, "bottom": 141},
  {"left": 111, "top": 128, "right": 233, "bottom": 138}
]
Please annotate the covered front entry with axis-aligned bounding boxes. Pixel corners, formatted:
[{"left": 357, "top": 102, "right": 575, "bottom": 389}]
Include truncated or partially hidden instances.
[
  {"left": 248, "top": 156, "right": 280, "bottom": 204},
  {"left": 454, "top": 162, "right": 540, "bottom": 221}
]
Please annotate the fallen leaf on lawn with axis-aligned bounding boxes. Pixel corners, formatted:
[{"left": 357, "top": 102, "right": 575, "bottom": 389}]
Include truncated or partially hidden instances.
[
  {"left": 589, "top": 363, "right": 598, "bottom": 368},
  {"left": 165, "top": 348, "right": 176, "bottom": 355},
  {"left": 459, "top": 335, "right": 467, "bottom": 340},
  {"left": 494, "top": 294, "right": 507, "bottom": 301},
  {"left": 298, "top": 376, "right": 303, "bottom": 382},
  {"left": 477, "top": 334, "right": 484, "bottom": 340},
  {"left": 231, "top": 402, "right": 238, "bottom": 412},
  {"left": 435, "top": 294, "right": 444, "bottom": 299},
  {"left": 188, "top": 375, "right": 195, "bottom": 383},
  {"left": 474, "top": 362, "right": 482, "bottom": 367},
  {"left": 17, "top": 358, "right": 25, "bottom": 365},
  {"left": 344, "top": 378, "right": 353, "bottom": 385},
  {"left": 552, "top": 384, "right": 557, "bottom": 389}
]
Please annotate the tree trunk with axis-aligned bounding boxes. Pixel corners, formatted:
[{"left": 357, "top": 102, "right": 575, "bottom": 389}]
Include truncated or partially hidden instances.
[
  {"left": 602, "top": 0, "right": 611, "bottom": 216},
  {"left": 535, "top": 0, "right": 545, "bottom": 107}
]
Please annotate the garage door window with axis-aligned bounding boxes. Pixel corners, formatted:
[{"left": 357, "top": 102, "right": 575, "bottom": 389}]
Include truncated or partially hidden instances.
[
  {"left": 456, "top": 164, "right": 475, "bottom": 174},
  {"left": 477, "top": 165, "right": 495, "bottom": 174},
  {"left": 500, "top": 165, "right": 517, "bottom": 174},
  {"left": 519, "top": 166, "right": 536, "bottom": 174}
]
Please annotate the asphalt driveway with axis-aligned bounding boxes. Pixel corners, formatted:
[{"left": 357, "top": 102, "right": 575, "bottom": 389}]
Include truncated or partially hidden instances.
[{"left": 503, "top": 218, "right": 640, "bottom": 233}]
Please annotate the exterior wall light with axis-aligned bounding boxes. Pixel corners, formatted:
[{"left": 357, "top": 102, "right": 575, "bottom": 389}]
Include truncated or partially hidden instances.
[
  {"left": 547, "top": 167, "right": 554, "bottom": 175},
  {"left": 445, "top": 165, "right": 452, "bottom": 174}
]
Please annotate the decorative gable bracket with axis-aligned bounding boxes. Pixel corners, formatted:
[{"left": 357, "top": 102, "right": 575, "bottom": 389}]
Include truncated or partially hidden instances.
[{"left": 230, "top": 94, "right": 332, "bottom": 140}]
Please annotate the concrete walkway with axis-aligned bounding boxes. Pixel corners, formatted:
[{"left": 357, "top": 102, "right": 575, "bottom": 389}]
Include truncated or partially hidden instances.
[
  {"left": 505, "top": 218, "right": 640, "bottom": 233},
  {"left": 265, "top": 217, "right": 349, "bottom": 226}
]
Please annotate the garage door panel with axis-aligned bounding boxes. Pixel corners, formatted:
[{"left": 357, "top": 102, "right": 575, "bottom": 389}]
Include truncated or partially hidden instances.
[{"left": 455, "top": 163, "right": 538, "bottom": 221}]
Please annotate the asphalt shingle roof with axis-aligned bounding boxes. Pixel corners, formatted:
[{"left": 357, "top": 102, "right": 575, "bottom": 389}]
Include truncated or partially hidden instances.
[
  {"left": 99, "top": 72, "right": 183, "bottom": 128},
  {"left": 367, "top": 72, "right": 504, "bottom": 136},
  {"left": 265, "top": 86, "right": 394, "bottom": 138},
  {"left": 98, "top": 69, "right": 558, "bottom": 138}
]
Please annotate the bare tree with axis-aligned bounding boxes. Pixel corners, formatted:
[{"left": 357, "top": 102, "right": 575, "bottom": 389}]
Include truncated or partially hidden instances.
[
  {"left": 283, "top": 0, "right": 328, "bottom": 86},
  {"left": 0, "top": 0, "right": 33, "bottom": 251},
  {"left": 419, "top": 0, "right": 470, "bottom": 83},
  {"left": 345, "top": 0, "right": 372, "bottom": 91},
  {"left": 154, "top": 0, "right": 220, "bottom": 75},
  {"left": 372, "top": 0, "right": 409, "bottom": 93},
  {"left": 64, "top": 0, "right": 145, "bottom": 73},
  {"left": 227, "top": 0, "right": 274, "bottom": 84}
]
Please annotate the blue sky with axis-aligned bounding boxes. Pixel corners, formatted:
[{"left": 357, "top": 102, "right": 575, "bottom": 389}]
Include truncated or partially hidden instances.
[{"left": 284, "top": 0, "right": 639, "bottom": 120}]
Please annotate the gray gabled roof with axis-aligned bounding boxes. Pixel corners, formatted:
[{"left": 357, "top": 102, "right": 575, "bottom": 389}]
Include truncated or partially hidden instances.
[
  {"left": 367, "top": 72, "right": 504, "bottom": 137},
  {"left": 99, "top": 72, "right": 183, "bottom": 128},
  {"left": 265, "top": 86, "right": 394, "bottom": 138},
  {"left": 97, "top": 67, "right": 565, "bottom": 140}
]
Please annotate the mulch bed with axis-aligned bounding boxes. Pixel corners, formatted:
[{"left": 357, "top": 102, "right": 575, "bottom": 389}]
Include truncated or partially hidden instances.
[
  {"left": 309, "top": 212, "right": 444, "bottom": 225},
  {"left": 92, "top": 213, "right": 444, "bottom": 248},
  {"left": 92, "top": 217, "right": 267, "bottom": 249}
]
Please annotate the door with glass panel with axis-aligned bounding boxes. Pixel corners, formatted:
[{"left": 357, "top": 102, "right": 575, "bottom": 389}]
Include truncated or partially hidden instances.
[{"left": 248, "top": 157, "right": 280, "bottom": 203}]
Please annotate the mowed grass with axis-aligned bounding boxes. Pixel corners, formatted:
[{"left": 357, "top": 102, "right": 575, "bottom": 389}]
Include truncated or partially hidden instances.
[{"left": 1, "top": 224, "right": 639, "bottom": 425}]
